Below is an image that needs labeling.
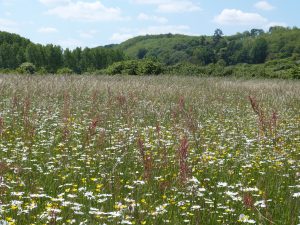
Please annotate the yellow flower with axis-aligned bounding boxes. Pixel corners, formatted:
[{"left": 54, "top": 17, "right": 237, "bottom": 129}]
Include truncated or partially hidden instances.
[
  {"left": 6, "top": 217, "right": 13, "bottom": 221},
  {"left": 170, "top": 199, "right": 176, "bottom": 205},
  {"left": 11, "top": 205, "right": 18, "bottom": 210},
  {"left": 96, "top": 184, "right": 103, "bottom": 189}
]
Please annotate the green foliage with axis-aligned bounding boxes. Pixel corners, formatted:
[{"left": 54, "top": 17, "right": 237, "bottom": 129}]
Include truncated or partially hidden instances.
[
  {"left": 166, "top": 63, "right": 206, "bottom": 76},
  {"left": 17, "top": 62, "right": 36, "bottom": 74},
  {"left": 291, "top": 65, "right": 300, "bottom": 79},
  {"left": 213, "top": 28, "right": 224, "bottom": 47},
  {"left": 0, "top": 31, "right": 124, "bottom": 74},
  {"left": 137, "top": 48, "right": 148, "bottom": 59},
  {"left": 0, "top": 68, "right": 17, "bottom": 74},
  {"left": 63, "top": 47, "right": 125, "bottom": 74},
  {"left": 164, "top": 57, "right": 300, "bottom": 79},
  {"left": 250, "top": 38, "right": 268, "bottom": 63},
  {"left": 116, "top": 26, "right": 300, "bottom": 69},
  {"left": 192, "top": 47, "right": 215, "bottom": 65},
  {"left": 106, "top": 59, "right": 163, "bottom": 75},
  {"left": 36, "top": 67, "right": 48, "bottom": 75},
  {"left": 137, "top": 59, "right": 163, "bottom": 75},
  {"left": 106, "top": 61, "right": 125, "bottom": 75},
  {"left": 57, "top": 67, "right": 74, "bottom": 75},
  {"left": 1, "top": 27, "right": 300, "bottom": 79}
]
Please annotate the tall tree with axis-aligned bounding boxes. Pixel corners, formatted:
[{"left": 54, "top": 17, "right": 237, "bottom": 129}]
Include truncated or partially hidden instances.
[
  {"left": 250, "top": 38, "right": 268, "bottom": 63},
  {"left": 44, "top": 44, "right": 63, "bottom": 73}
]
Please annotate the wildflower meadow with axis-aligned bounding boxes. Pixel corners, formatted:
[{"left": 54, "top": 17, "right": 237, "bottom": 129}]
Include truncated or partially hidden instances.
[{"left": 0, "top": 75, "right": 299, "bottom": 225}]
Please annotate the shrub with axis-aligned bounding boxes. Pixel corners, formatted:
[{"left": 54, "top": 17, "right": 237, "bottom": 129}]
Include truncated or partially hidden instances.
[
  {"left": 166, "top": 63, "right": 206, "bottom": 76},
  {"left": 37, "top": 67, "right": 48, "bottom": 75},
  {"left": 122, "top": 60, "right": 139, "bottom": 75},
  {"left": 0, "top": 68, "right": 16, "bottom": 74},
  {"left": 57, "top": 67, "right": 74, "bottom": 75},
  {"left": 17, "top": 62, "right": 36, "bottom": 74},
  {"left": 138, "top": 60, "right": 163, "bottom": 75},
  {"left": 106, "top": 62, "right": 124, "bottom": 75},
  {"left": 291, "top": 66, "right": 300, "bottom": 79},
  {"left": 106, "top": 59, "right": 163, "bottom": 75}
]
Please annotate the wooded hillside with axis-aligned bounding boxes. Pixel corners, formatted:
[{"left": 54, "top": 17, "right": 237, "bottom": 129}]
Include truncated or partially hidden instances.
[{"left": 0, "top": 26, "right": 300, "bottom": 78}]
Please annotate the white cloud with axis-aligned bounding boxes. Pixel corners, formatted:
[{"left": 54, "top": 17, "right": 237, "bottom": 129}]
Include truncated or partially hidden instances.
[
  {"left": 79, "top": 30, "right": 97, "bottom": 39},
  {"left": 132, "top": 0, "right": 201, "bottom": 13},
  {"left": 137, "top": 13, "right": 168, "bottom": 23},
  {"left": 0, "top": 18, "right": 18, "bottom": 32},
  {"left": 110, "top": 24, "right": 190, "bottom": 43},
  {"left": 157, "top": 1, "right": 201, "bottom": 13},
  {"left": 38, "top": 27, "right": 58, "bottom": 33},
  {"left": 45, "top": 1, "right": 125, "bottom": 22},
  {"left": 39, "top": 0, "right": 70, "bottom": 6},
  {"left": 214, "top": 9, "right": 268, "bottom": 26},
  {"left": 254, "top": 1, "right": 275, "bottom": 11}
]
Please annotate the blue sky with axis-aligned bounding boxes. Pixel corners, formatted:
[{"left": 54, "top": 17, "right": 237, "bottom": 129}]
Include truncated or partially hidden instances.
[{"left": 0, "top": 0, "right": 299, "bottom": 48}]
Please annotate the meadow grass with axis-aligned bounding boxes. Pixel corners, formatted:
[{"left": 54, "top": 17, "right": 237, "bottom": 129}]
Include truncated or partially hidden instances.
[{"left": 0, "top": 75, "right": 299, "bottom": 225}]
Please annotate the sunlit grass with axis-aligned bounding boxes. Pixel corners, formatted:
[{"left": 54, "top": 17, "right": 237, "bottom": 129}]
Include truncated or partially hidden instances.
[{"left": 0, "top": 75, "right": 299, "bottom": 224}]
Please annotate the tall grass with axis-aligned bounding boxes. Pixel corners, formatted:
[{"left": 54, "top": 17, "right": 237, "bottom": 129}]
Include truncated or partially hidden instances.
[{"left": 0, "top": 75, "right": 299, "bottom": 224}]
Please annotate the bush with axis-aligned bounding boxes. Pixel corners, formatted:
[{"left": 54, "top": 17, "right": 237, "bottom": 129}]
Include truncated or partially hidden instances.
[
  {"left": 166, "top": 63, "right": 206, "bottom": 76},
  {"left": 37, "top": 67, "right": 48, "bottom": 75},
  {"left": 106, "top": 59, "right": 163, "bottom": 75},
  {"left": 57, "top": 67, "right": 74, "bottom": 75},
  {"left": 138, "top": 60, "right": 163, "bottom": 75},
  {"left": 17, "top": 62, "right": 36, "bottom": 74},
  {"left": 106, "top": 62, "right": 124, "bottom": 75},
  {"left": 291, "top": 66, "right": 300, "bottom": 79},
  {"left": 122, "top": 61, "right": 139, "bottom": 75},
  {"left": 0, "top": 68, "right": 16, "bottom": 74}
]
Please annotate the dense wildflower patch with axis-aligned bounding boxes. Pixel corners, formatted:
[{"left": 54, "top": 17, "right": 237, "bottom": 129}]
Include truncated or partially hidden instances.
[{"left": 0, "top": 75, "right": 299, "bottom": 224}]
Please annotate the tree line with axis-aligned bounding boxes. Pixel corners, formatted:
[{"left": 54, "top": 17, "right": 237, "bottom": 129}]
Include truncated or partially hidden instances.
[
  {"left": 0, "top": 31, "right": 124, "bottom": 74},
  {"left": 0, "top": 26, "right": 300, "bottom": 78},
  {"left": 119, "top": 26, "right": 300, "bottom": 67}
]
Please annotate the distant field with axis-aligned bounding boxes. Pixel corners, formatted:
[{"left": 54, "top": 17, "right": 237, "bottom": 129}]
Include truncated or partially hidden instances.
[{"left": 0, "top": 75, "right": 299, "bottom": 224}]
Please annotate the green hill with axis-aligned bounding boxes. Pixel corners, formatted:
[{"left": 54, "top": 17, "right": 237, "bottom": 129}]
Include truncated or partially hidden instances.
[
  {"left": 1, "top": 26, "right": 300, "bottom": 78},
  {"left": 117, "top": 33, "right": 211, "bottom": 65},
  {"left": 115, "top": 27, "right": 300, "bottom": 66}
]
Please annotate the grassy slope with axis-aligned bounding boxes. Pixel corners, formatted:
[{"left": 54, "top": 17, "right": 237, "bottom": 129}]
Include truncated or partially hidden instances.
[{"left": 117, "top": 34, "right": 201, "bottom": 58}]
